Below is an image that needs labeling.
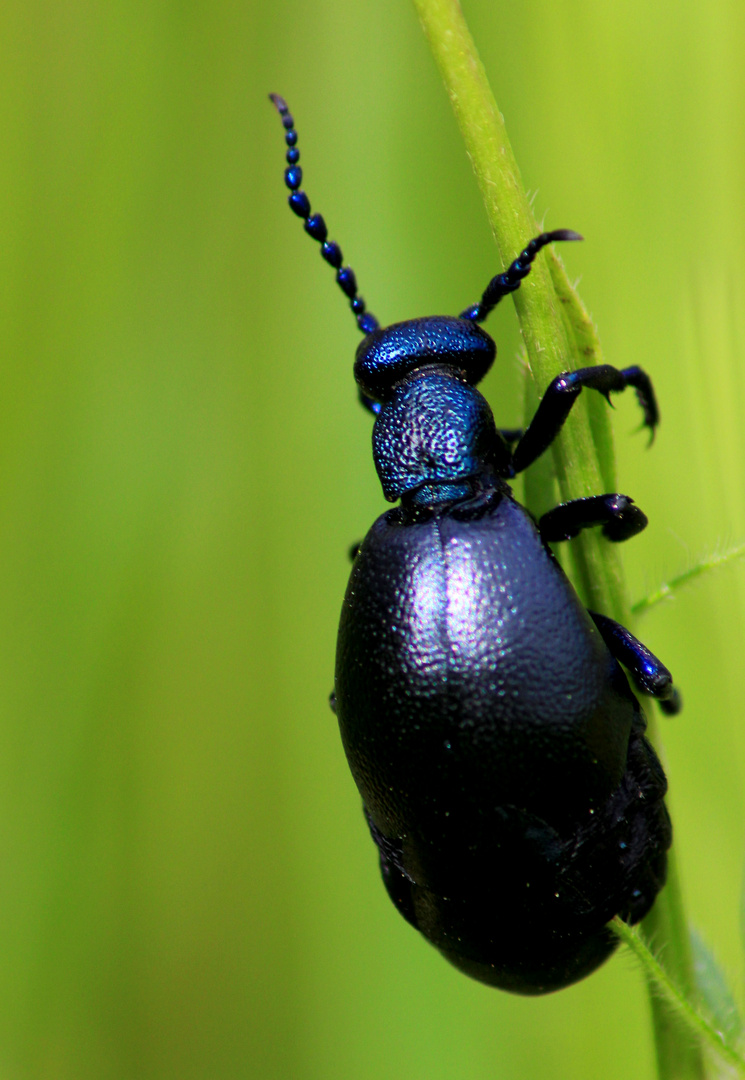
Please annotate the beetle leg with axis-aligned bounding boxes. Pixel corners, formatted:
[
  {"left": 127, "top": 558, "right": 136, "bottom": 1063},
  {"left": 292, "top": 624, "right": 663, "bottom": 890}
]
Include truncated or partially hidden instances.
[
  {"left": 616, "top": 366, "right": 658, "bottom": 440},
  {"left": 539, "top": 494, "right": 648, "bottom": 543},
  {"left": 589, "top": 611, "right": 682, "bottom": 715},
  {"left": 498, "top": 427, "right": 523, "bottom": 446},
  {"left": 511, "top": 365, "right": 659, "bottom": 473}
]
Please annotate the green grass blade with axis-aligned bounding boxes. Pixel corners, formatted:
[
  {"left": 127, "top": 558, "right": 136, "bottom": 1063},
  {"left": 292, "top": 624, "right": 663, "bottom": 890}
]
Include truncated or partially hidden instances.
[{"left": 411, "top": 1, "right": 705, "bottom": 1076}]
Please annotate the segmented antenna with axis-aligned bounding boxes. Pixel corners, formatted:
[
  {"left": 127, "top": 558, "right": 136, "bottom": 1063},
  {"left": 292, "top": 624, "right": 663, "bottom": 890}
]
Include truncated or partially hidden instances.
[
  {"left": 460, "top": 229, "right": 583, "bottom": 324},
  {"left": 269, "top": 94, "right": 379, "bottom": 335}
]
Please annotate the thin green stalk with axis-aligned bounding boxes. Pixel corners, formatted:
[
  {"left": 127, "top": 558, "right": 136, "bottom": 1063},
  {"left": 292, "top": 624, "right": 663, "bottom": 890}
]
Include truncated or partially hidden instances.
[
  {"left": 642, "top": 854, "right": 709, "bottom": 1079},
  {"left": 632, "top": 541, "right": 745, "bottom": 616},
  {"left": 611, "top": 917, "right": 745, "bottom": 1076},
  {"left": 410, "top": 1, "right": 704, "bottom": 1076},
  {"left": 410, "top": 0, "right": 625, "bottom": 618}
]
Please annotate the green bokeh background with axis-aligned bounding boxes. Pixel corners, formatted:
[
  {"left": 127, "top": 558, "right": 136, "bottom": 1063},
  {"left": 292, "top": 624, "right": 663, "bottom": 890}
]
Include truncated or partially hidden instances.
[{"left": 1, "top": 1, "right": 744, "bottom": 1077}]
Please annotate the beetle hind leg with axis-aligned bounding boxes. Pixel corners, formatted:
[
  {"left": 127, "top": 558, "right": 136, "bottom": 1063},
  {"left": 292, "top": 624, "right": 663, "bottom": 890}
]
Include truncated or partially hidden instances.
[{"left": 589, "top": 611, "right": 682, "bottom": 714}]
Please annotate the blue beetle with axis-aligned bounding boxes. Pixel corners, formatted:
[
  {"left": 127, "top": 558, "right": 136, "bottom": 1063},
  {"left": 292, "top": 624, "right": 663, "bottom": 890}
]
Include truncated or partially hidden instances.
[{"left": 271, "top": 94, "right": 679, "bottom": 994}]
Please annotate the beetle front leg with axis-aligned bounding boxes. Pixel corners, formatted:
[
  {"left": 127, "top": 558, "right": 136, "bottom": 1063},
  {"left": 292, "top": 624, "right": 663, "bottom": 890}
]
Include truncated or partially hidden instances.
[
  {"left": 589, "top": 611, "right": 682, "bottom": 715},
  {"left": 511, "top": 365, "right": 659, "bottom": 473},
  {"left": 539, "top": 494, "right": 648, "bottom": 543}
]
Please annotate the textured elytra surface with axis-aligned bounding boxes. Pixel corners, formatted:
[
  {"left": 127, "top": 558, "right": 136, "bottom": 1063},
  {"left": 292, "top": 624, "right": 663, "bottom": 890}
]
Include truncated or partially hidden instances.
[
  {"left": 335, "top": 490, "right": 671, "bottom": 992},
  {"left": 337, "top": 492, "right": 634, "bottom": 835}
]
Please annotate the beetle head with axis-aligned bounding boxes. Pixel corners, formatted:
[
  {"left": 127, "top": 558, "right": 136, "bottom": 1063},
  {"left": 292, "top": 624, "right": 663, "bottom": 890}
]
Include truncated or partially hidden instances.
[{"left": 354, "top": 316, "right": 496, "bottom": 404}]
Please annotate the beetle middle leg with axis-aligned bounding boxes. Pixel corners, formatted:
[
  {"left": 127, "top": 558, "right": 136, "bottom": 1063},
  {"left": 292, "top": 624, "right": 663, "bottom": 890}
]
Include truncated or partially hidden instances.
[
  {"left": 511, "top": 365, "right": 659, "bottom": 473},
  {"left": 539, "top": 494, "right": 648, "bottom": 543},
  {"left": 588, "top": 612, "right": 681, "bottom": 715}
]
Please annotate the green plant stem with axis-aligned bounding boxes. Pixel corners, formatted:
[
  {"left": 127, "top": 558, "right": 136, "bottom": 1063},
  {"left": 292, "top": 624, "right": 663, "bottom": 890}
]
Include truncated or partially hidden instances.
[
  {"left": 612, "top": 917, "right": 745, "bottom": 1076},
  {"left": 410, "top": 1, "right": 705, "bottom": 1077},
  {"left": 642, "top": 855, "right": 708, "bottom": 1079},
  {"left": 410, "top": 0, "right": 623, "bottom": 618}
]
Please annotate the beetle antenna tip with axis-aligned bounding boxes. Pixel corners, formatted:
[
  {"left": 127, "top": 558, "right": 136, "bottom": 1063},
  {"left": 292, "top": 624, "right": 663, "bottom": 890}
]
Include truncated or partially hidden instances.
[{"left": 552, "top": 229, "right": 583, "bottom": 243}]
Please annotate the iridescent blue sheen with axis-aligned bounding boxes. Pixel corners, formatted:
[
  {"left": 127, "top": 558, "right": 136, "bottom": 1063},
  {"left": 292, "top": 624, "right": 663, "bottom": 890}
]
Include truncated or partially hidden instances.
[
  {"left": 269, "top": 92, "right": 379, "bottom": 334},
  {"left": 284, "top": 165, "right": 302, "bottom": 190},
  {"left": 288, "top": 191, "right": 309, "bottom": 218},
  {"left": 354, "top": 316, "right": 495, "bottom": 402},
  {"left": 373, "top": 369, "right": 500, "bottom": 502},
  {"left": 336, "top": 267, "right": 356, "bottom": 297}
]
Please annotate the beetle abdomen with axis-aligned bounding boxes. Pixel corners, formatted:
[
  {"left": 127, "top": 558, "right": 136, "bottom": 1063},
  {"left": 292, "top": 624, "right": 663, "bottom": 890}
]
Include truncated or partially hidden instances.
[
  {"left": 369, "top": 720, "right": 669, "bottom": 993},
  {"left": 335, "top": 490, "right": 670, "bottom": 992},
  {"left": 337, "top": 492, "right": 636, "bottom": 837}
]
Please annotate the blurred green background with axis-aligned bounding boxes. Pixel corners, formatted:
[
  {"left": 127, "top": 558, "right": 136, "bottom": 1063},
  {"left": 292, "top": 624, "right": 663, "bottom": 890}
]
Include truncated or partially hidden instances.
[{"left": 0, "top": 1, "right": 743, "bottom": 1077}]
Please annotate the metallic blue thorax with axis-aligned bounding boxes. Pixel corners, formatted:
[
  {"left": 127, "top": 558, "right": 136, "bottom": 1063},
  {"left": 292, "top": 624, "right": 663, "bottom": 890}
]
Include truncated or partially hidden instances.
[
  {"left": 355, "top": 316, "right": 501, "bottom": 503},
  {"left": 373, "top": 368, "right": 500, "bottom": 502}
]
